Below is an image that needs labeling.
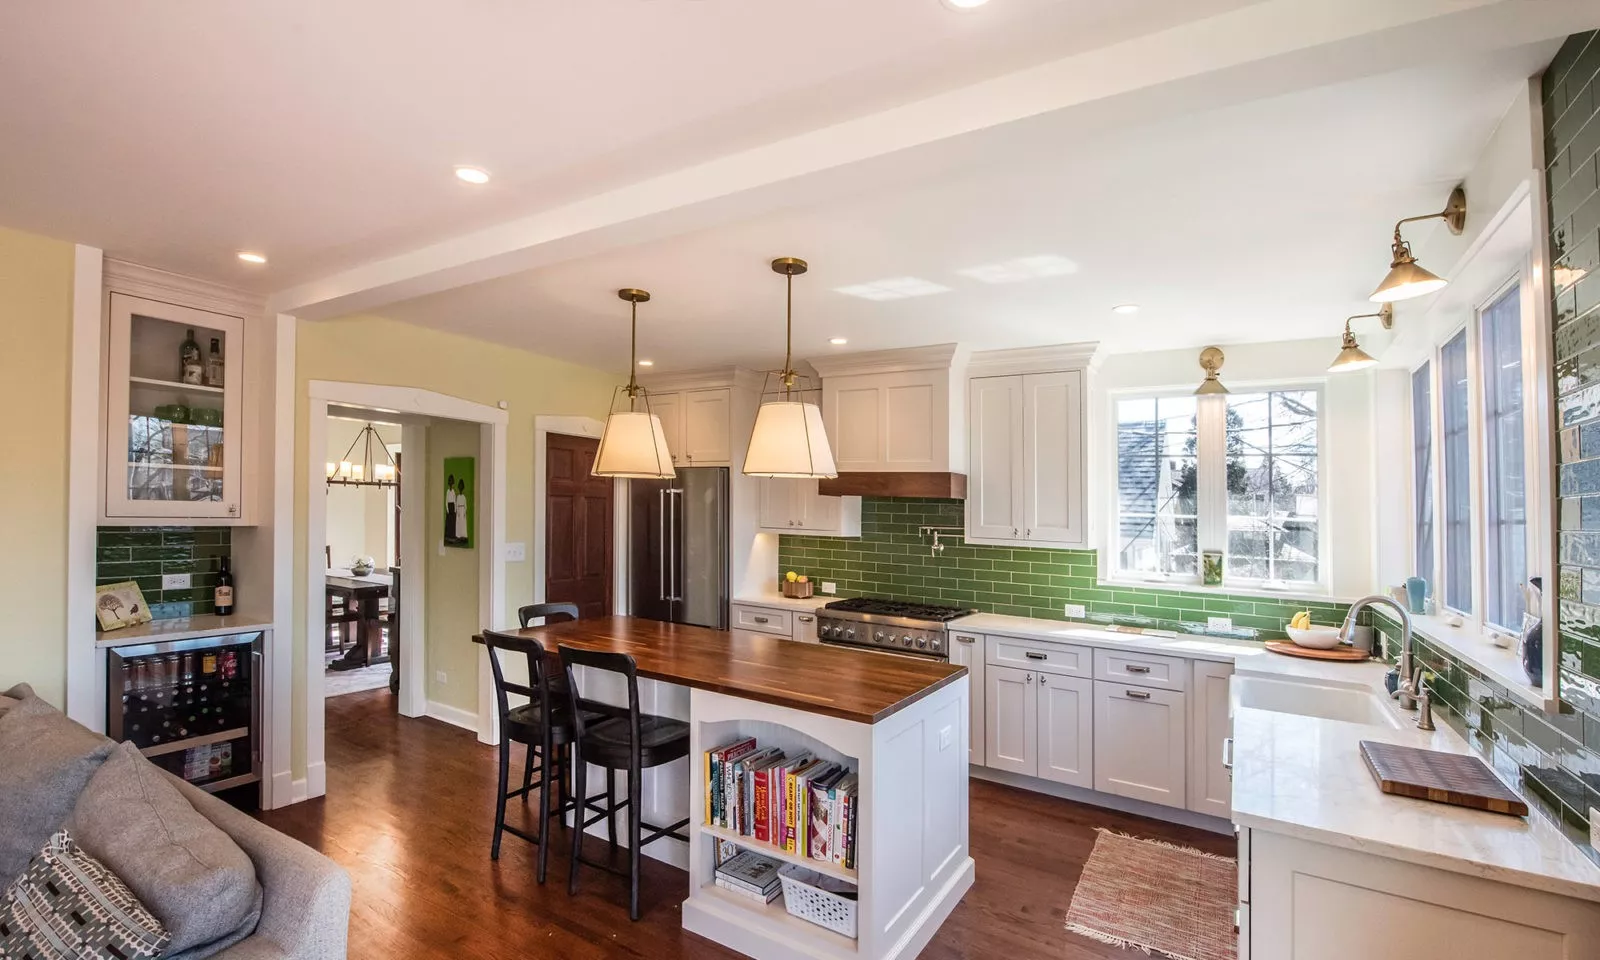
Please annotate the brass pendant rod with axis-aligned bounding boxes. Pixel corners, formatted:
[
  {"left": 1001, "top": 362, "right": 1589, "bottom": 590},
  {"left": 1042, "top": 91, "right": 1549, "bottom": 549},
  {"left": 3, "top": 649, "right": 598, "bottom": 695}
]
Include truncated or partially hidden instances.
[
  {"left": 627, "top": 298, "right": 639, "bottom": 410},
  {"left": 783, "top": 271, "right": 795, "bottom": 398}
]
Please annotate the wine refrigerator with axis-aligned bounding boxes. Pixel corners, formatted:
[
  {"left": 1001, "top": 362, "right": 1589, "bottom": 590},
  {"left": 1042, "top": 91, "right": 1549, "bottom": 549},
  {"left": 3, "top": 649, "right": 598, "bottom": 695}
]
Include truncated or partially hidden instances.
[{"left": 107, "top": 632, "right": 262, "bottom": 794}]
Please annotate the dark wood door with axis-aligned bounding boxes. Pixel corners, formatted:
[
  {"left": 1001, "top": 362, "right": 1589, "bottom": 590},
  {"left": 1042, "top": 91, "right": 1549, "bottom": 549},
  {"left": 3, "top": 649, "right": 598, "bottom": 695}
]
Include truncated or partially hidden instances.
[{"left": 545, "top": 434, "right": 612, "bottom": 619}]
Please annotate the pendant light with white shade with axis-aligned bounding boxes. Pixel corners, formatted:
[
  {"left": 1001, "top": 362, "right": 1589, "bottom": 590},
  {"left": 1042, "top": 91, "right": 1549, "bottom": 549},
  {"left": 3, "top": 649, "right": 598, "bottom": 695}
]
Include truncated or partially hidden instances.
[
  {"left": 743, "top": 258, "right": 838, "bottom": 479},
  {"left": 592, "top": 288, "right": 676, "bottom": 478}
]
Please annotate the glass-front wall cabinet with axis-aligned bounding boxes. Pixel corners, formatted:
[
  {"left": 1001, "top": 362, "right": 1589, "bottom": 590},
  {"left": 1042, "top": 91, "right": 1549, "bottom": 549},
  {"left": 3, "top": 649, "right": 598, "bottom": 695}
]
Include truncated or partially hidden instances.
[{"left": 105, "top": 293, "right": 243, "bottom": 520}]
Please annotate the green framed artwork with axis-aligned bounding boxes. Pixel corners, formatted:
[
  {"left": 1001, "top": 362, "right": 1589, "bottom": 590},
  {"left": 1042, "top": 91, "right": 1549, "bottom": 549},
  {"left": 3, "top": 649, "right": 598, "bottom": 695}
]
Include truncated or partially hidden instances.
[{"left": 443, "top": 456, "right": 475, "bottom": 548}]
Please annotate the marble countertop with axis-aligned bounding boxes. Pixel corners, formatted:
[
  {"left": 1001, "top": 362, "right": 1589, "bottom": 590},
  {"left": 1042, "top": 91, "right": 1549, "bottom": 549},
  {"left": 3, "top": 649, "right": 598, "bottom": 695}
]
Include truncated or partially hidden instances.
[
  {"left": 95, "top": 613, "right": 274, "bottom": 648},
  {"left": 731, "top": 593, "right": 830, "bottom": 613},
  {"left": 955, "top": 612, "right": 1266, "bottom": 664},
  {"left": 1228, "top": 660, "right": 1600, "bottom": 903}
]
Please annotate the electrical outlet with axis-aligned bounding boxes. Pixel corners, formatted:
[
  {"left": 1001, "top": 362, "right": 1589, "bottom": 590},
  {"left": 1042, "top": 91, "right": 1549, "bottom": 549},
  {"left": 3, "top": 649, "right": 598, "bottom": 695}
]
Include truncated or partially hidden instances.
[
  {"left": 821, "top": 582, "right": 837, "bottom": 595},
  {"left": 161, "top": 573, "right": 191, "bottom": 590},
  {"left": 435, "top": 670, "right": 447, "bottom": 685},
  {"left": 505, "top": 541, "right": 526, "bottom": 562},
  {"left": 1064, "top": 603, "right": 1086, "bottom": 619},
  {"left": 1208, "top": 616, "right": 1233, "bottom": 632},
  {"left": 940, "top": 725, "right": 953, "bottom": 750},
  {"left": 1592, "top": 808, "right": 1599, "bottom": 851}
]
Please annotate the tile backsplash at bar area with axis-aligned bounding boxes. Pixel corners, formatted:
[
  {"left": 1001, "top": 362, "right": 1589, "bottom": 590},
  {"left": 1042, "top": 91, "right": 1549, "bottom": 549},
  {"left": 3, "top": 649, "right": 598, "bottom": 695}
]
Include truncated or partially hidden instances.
[
  {"left": 777, "top": 498, "right": 1348, "bottom": 639},
  {"left": 96, "top": 526, "right": 232, "bottom": 620},
  {"left": 1548, "top": 30, "right": 1600, "bottom": 866}
]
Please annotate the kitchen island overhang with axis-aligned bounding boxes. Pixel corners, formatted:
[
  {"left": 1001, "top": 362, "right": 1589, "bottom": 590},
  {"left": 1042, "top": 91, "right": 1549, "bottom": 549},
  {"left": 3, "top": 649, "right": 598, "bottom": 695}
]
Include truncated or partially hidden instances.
[{"left": 492, "top": 617, "right": 974, "bottom": 960}]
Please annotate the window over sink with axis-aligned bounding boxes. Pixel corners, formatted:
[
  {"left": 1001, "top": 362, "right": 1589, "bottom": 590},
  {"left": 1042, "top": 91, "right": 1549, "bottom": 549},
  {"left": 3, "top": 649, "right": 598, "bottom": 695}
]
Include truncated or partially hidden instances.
[{"left": 1111, "top": 386, "right": 1324, "bottom": 591}]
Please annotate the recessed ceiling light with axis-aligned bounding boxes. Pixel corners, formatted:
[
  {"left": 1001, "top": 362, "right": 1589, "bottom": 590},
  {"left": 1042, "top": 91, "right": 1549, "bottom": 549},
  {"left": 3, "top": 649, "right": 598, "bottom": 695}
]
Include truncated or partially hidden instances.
[
  {"left": 454, "top": 166, "right": 491, "bottom": 185},
  {"left": 237, "top": 252, "right": 266, "bottom": 264},
  {"left": 829, "top": 337, "right": 849, "bottom": 345},
  {"left": 956, "top": 255, "right": 1078, "bottom": 284},
  {"left": 833, "top": 277, "right": 952, "bottom": 301},
  {"left": 942, "top": 0, "right": 990, "bottom": 9},
  {"left": 637, "top": 359, "right": 654, "bottom": 367},
  {"left": 1112, "top": 303, "right": 1140, "bottom": 315}
]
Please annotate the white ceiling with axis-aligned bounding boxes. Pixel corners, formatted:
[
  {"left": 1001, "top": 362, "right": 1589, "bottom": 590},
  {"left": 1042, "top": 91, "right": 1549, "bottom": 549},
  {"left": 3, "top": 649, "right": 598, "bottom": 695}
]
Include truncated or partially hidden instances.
[
  {"left": 0, "top": 0, "right": 1248, "bottom": 288},
  {"left": 374, "top": 51, "right": 1554, "bottom": 370}
]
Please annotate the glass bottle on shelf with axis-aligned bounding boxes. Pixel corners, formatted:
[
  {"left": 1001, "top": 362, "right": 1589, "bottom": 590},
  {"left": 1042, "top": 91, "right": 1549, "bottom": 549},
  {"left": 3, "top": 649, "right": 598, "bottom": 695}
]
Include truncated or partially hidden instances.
[
  {"left": 205, "top": 338, "right": 225, "bottom": 387},
  {"left": 180, "top": 329, "right": 203, "bottom": 385}
]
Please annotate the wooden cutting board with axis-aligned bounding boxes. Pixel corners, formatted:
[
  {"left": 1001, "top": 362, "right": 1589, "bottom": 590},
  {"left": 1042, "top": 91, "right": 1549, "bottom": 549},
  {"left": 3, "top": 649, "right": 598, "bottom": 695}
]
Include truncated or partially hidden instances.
[
  {"left": 1359, "top": 741, "right": 1528, "bottom": 817},
  {"left": 1263, "top": 640, "right": 1368, "bottom": 662}
]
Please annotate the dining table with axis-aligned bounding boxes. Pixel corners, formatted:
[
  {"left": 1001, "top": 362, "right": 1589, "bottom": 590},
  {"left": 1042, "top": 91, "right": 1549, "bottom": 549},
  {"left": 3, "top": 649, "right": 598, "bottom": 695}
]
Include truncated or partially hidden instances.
[{"left": 326, "top": 567, "right": 393, "bottom": 669}]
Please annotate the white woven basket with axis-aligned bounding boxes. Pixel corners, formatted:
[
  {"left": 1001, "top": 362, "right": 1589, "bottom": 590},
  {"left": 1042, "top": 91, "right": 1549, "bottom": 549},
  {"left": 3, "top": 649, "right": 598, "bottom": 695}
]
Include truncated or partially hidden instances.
[{"left": 777, "top": 864, "right": 857, "bottom": 939}]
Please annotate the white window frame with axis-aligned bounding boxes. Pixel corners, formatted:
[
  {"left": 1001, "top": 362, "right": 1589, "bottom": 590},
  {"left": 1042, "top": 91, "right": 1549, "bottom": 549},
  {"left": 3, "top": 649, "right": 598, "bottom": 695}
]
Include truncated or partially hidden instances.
[
  {"left": 1104, "top": 380, "right": 1330, "bottom": 595},
  {"left": 1411, "top": 272, "right": 1541, "bottom": 643}
]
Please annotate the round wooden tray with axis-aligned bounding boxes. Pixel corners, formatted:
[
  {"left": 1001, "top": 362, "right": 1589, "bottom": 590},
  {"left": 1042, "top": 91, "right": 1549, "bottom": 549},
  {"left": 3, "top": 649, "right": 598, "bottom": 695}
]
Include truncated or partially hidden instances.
[{"left": 1264, "top": 640, "right": 1370, "bottom": 662}]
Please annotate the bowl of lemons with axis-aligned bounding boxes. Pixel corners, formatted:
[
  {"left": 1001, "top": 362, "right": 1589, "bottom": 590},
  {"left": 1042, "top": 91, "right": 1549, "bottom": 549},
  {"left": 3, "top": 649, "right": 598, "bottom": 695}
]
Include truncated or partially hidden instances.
[{"left": 1285, "top": 611, "right": 1343, "bottom": 649}]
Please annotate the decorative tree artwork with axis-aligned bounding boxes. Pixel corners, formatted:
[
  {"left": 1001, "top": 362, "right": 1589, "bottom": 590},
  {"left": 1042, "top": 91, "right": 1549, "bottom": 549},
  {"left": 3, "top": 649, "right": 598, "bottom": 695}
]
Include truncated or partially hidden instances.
[
  {"left": 443, "top": 456, "right": 475, "bottom": 549},
  {"left": 96, "top": 581, "right": 153, "bottom": 631}
]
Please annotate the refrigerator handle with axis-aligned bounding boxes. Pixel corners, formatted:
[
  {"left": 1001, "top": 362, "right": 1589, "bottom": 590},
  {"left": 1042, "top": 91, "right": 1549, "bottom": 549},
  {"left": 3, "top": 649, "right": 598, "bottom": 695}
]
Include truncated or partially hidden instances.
[
  {"left": 657, "top": 488, "right": 667, "bottom": 601},
  {"left": 669, "top": 488, "right": 682, "bottom": 602}
]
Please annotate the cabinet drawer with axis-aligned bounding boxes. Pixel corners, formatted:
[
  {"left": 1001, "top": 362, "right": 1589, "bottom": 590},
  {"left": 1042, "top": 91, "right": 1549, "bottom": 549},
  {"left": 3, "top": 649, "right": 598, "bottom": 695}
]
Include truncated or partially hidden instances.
[
  {"left": 987, "top": 636, "right": 1091, "bottom": 677},
  {"left": 1094, "top": 648, "right": 1189, "bottom": 691},
  {"left": 731, "top": 605, "right": 793, "bottom": 636}
]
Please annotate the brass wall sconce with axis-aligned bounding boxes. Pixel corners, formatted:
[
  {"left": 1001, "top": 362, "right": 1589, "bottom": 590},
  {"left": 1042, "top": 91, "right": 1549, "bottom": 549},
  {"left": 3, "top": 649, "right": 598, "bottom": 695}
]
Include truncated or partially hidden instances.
[
  {"left": 1370, "top": 185, "right": 1466, "bottom": 303},
  {"left": 1328, "top": 303, "right": 1394, "bottom": 373},
  {"left": 1195, "top": 347, "right": 1228, "bottom": 395}
]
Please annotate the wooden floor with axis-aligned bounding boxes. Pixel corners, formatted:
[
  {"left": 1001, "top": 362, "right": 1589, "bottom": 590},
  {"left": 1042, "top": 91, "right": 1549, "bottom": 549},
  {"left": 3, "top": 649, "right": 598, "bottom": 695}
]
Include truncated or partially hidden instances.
[{"left": 259, "top": 689, "right": 1235, "bottom": 959}]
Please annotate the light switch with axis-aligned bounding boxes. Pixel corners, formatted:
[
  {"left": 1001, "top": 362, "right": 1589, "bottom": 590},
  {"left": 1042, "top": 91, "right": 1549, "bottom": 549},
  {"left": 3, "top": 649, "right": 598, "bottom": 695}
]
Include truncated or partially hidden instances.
[
  {"left": 1208, "top": 616, "right": 1233, "bottom": 632},
  {"left": 161, "top": 573, "right": 191, "bottom": 590},
  {"left": 435, "top": 670, "right": 447, "bottom": 685},
  {"left": 505, "top": 542, "right": 526, "bottom": 562}
]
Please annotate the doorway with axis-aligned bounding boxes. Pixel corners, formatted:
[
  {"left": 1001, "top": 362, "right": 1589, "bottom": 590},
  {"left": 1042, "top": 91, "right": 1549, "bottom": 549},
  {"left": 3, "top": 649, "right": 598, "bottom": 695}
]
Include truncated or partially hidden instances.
[
  {"left": 324, "top": 416, "right": 402, "bottom": 699},
  {"left": 544, "top": 433, "right": 612, "bottom": 618}
]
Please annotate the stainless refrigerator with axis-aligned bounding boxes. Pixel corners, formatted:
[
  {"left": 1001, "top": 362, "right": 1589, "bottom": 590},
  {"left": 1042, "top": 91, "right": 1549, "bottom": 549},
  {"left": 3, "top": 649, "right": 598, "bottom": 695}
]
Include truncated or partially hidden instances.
[{"left": 630, "top": 467, "right": 730, "bottom": 628}]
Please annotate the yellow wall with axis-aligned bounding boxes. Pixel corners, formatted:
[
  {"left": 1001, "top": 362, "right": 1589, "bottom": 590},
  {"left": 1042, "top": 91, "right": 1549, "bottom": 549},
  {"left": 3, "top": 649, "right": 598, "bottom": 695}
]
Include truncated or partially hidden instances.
[
  {"left": 424, "top": 420, "right": 482, "bottom": 712},
  {"left": 293, "top": 314, "right": 615, "bottom": 775},
  {"left": 0, "top": 226, "right": 76, "bottom": 704}
]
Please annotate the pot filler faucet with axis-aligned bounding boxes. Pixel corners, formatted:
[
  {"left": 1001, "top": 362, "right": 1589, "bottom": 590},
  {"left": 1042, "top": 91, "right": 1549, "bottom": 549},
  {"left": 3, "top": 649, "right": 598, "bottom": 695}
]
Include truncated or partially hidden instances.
[{"left": 1339, "top": 595, "right": 1422, "bottom": 711}]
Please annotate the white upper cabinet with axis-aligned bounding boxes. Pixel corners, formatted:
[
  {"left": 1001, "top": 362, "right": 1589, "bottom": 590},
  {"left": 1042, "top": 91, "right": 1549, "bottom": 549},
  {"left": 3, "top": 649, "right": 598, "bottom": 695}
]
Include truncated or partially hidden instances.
[
  {"left": 757, "top": 477, "right": 861, "bottom": 536},
  {"left": 682, "top": 388, "right": 731, "bottom": 465},
  {"left": 648, "top": 391, "right": 685, "bottom": 463},
  {"left": 104, "top": 292, "right": 246, "bottom": 522},
  {"left": 965, "top": 344, "right": 1094, "bottom": 548},
  {"left": 810, "top": 345, "right": 967, "bottom": 473},
  {"left": 968, "top": 375, "right": 1024, "bottom": 539}
]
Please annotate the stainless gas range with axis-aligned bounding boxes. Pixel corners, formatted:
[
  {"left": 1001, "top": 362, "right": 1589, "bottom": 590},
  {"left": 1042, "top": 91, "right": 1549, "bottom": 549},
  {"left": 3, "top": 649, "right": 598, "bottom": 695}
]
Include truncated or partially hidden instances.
[{"left": 815, "top": 597, "right": 977, "bottom": 661}]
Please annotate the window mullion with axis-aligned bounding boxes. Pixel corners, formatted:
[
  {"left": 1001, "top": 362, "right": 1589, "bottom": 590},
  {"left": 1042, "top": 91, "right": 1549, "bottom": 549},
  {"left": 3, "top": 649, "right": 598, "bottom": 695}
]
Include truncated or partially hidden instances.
[{"left": 1196, "top": 395, "right": 1227, "bottom": 564}]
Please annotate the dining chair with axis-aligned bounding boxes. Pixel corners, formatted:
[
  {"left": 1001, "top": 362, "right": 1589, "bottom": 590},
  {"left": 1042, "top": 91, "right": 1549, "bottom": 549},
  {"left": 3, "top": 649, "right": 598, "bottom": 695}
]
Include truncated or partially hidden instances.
[{"left": 558, "top": 645, "right": 692, "bottom": 920}]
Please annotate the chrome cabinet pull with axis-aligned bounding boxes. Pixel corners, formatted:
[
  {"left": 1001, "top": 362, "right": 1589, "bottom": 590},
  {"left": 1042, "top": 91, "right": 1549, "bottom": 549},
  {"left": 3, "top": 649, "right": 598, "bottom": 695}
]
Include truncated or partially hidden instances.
[
  {"left": 1125, "top": 689, "right": 1152, "bottom": 700},
  {"left": 1040, "top": 675, "right": 1048, "bottom": 686},
  {"left": 1024, "top": 651, "right": 1047, "bottom": 661},
  {"left": 1125, "top": 665, "right": 1152, "bottom": 674},
  {"left": 798, "top": 615, "right": 814, "bottom": 623},
  {"left": 753, "top": 616, "right": 770, "bottom": 624},
  {"left": 956, "top": 635, "right": 975, "bottom": 644},
  {"left": 1222, "top": 737, "right": 1235, "bottom": 770},
  {"left": 1025, "top": 673, "right": 1033, "bottom": 683}
]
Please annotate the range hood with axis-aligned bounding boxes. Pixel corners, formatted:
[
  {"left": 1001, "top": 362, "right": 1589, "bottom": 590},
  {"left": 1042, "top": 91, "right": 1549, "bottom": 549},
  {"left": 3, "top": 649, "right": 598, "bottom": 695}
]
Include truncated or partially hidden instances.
[
  {"left": 818, "top": 472, "right": 966, "bottom": 499},
  {"left": 808, "top": 344, "right": 969, "bottom": 500}
]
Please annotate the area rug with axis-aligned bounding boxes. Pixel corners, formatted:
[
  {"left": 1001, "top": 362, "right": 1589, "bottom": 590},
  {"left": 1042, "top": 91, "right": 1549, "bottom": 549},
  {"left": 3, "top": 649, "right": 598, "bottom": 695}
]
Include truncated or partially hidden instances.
[{"left": 1063, "top": 829, "right": 1236, "bottom": 960}]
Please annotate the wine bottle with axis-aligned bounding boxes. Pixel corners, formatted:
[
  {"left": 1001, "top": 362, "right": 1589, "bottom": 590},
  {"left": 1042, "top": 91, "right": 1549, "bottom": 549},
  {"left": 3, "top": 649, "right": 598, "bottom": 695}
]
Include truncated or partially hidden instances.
[
  {"left": 204, "top": 338, "right": 225, "bottom": 387},
  {"left": 180, "top": 329, "right": 203, "bottom": 385},
  {"left": 215, "top": 557, "right": 235, "bottom": 616}
]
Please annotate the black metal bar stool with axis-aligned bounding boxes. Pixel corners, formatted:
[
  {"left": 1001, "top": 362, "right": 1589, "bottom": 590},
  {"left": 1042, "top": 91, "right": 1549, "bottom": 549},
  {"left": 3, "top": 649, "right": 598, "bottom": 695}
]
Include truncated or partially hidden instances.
[
  {"left": 480, "top": 604, "right": 589, "bottom": 883},
  {"left": 559, "top": 645, "right": 692, "bottom": 920}
]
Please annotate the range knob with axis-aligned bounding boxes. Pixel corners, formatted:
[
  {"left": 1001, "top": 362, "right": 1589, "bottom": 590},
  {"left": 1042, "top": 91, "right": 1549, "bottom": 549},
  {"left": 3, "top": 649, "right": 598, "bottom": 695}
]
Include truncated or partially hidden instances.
[
  {"left": 820, "top": 624, "right": 835, "bottom": 638},
  {"left": 902, "top": 636, "right": 914, "bottom": 647},
  {"left": 844, "top": 627, "right": 856, "bottom": 640},
  {"left": 916, "top": 637, "right": 928, "bottom": 649},
  {"left": 874, "top": 630, "right": 886, "bottom": 643}
]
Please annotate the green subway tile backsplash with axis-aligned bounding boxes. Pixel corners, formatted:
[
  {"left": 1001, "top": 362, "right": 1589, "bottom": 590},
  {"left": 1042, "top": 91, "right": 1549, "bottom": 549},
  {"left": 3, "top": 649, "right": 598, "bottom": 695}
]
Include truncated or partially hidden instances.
[
  {"left": 777, "top": 498, "right": 1347, "bottom": 640},
  {"left": 96, "top": 526, "right": 232, "bottom": 621}
]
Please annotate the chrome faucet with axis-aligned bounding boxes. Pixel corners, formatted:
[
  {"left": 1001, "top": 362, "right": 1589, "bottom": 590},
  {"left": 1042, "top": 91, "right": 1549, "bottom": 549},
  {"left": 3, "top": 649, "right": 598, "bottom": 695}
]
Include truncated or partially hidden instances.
[{"left": 1339, "top": 595, "right": 1419, "bottom": 711}]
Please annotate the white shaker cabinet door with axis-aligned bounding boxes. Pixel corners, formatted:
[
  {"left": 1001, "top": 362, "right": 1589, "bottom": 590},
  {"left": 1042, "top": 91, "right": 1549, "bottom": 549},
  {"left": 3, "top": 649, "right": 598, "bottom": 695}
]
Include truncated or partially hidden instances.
[
  {"left": 1093, "top": 681, "right": 1187, "bottom": 808},
  {"left": 949, "top": 632, "right": 985, "bottom": 764},
  {"left": 1036, "top": 672, "right": 1094, "bottom": 788},
  {"left": 1188, "top": 660, "right": 1234, "bottom": 817},
  {"left": 649, "top": 392, "right": 685, "bottom": 465},
  {"left": 984, "top": 665, "right": 1037, "bottom": 776},
  {"left": 1021, "top": 370, "right": 1084, "bottom": 545},
  {"left": 967, "top": 375, "right": 1025, "bottom": 540},
  {"left": 682, "top": 388, "right": 731, "bottom": 464}
]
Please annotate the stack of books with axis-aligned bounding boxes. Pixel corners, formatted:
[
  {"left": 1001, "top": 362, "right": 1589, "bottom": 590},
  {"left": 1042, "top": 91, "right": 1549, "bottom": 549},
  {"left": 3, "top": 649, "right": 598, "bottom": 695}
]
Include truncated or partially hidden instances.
[
  {"left": 704, "top": 737, "right": 860, "bottom": 871},
  {"left": 713, "top": 850, "right": 783, "bottom": 904}
]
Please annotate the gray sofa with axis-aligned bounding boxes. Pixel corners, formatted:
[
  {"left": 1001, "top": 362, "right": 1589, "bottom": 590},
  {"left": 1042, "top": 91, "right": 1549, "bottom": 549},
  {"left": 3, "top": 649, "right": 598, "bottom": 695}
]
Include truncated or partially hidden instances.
[{"left": 0, "top": 685, "right": 351, "bottom": 959}]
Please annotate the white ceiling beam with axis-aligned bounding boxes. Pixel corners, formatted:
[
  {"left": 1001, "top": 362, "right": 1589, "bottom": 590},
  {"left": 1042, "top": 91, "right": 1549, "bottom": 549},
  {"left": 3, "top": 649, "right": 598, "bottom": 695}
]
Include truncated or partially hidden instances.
[{"left": 269, "top": 0, "right": 1599, "bottom": 320}]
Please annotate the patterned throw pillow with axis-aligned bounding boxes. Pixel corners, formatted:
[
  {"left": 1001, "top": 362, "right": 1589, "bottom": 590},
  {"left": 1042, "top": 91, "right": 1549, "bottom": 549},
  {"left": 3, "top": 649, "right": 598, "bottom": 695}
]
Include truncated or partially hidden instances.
[{"left": 0, "top": 831, "right": 170, "bottom": 960}]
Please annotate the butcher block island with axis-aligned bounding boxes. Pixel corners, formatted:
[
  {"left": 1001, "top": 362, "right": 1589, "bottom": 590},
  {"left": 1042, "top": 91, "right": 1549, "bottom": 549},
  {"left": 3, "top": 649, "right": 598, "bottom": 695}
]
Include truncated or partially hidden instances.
[{"left": 498, "top": 616, "right": 975, "bottom": 960}]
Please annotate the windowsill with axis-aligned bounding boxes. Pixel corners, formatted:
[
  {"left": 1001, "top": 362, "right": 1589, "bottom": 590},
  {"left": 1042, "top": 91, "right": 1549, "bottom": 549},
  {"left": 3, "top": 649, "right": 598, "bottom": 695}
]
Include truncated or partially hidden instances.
[
  {"left": 1097, "top": 577, "right": 1350, "bottom": 604},
  {"left": 1371, "top": 608, "right": 1555, "bottom": 712}
]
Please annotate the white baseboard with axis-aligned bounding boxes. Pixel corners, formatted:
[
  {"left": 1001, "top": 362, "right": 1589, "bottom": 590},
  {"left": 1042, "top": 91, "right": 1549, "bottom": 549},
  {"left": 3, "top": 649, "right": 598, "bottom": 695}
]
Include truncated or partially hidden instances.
[
  {"left": 306, "top": 761, "right": 327, "bottom": 800},
  {"left": 291, "top": 777, "right": 308, "bottom": 805},
  {"left": 426, "top": 699, "right": 480, "bottom": 732},
  {"left": 970, "top": 766, "right": 1234, "bottom": 835},
  {"left": 268, "top": 770, "right": 295, "bottom": 809}
]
